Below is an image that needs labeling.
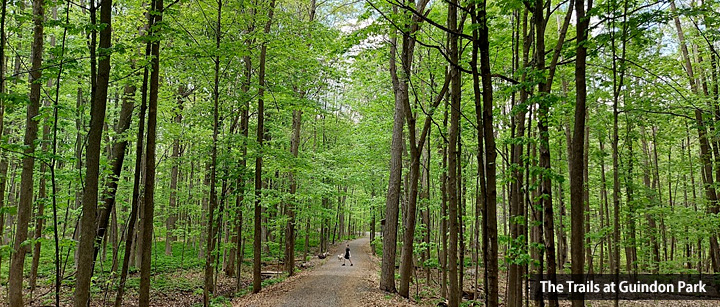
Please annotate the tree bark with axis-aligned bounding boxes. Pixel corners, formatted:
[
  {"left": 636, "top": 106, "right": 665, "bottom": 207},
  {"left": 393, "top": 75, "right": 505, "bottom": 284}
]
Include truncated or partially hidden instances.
[
  {"left": 7, "top": 0, "right": 43, "bottom": 304},
  {"left": 115, "top": 25, "right": 151, "bottom": 307},
  {"left": 139, "top": 0, "right": 162, "bottom": 303},
  {"left": 203, "top": 1, "right": 223, "bottom": 303},
  {"left": 93, "top": 82, "right": 135, "bottom": 262},
  {"left": 232, "top": 46, "right": 252, "bottom": 285},
  {"left": 508, "top": 9, "right": 530, "bottom": 306},
  {"left": 446, "top": 1, "right": 461, "bottom": 305},
  {"left": 571, "top": 0, "right": 591, "bottom": 303},
  {"left": 253, "top": 0, "right": 275, "bottom": 293},
  {"left": 74, "top": 0, "right": 113, "bottom": 301},
  {"left": 380, "top": 20, "right": 404, "bottom": 294},
  {"left": 285, "top": 108, "right": 301, "bottom": 276},
  {"left": 470, "top": 1, "right": 499, "bottom": 305}
]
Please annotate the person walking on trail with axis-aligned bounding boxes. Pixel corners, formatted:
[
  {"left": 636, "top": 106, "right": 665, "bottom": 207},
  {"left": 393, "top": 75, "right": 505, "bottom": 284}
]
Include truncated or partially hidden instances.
[{"left": 342, "top": 244, "right": 353, "bottom": 266}]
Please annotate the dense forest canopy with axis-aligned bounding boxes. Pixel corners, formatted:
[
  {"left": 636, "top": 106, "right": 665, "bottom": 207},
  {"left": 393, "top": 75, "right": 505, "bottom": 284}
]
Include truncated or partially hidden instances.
[{"left": 0, "top": 0, "right": 719, "bottom": 305}]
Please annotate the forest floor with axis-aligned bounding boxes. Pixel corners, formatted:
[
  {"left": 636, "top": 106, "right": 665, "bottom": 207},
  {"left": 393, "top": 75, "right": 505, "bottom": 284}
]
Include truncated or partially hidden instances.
[
  {"left": 232, "top": 237, "right": 417, "bottom": 307},
  {"left": 11, "top": 237, "right": 717, "bottom": 306}
]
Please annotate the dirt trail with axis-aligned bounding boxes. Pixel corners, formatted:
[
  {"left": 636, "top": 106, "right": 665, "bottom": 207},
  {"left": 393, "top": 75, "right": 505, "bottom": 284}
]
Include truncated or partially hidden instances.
[{"left": 233, "top": 237, "right": 415, "bottom": 307}]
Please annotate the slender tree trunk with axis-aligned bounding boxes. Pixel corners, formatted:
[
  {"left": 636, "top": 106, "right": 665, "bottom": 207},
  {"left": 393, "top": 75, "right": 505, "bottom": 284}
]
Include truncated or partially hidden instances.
[
  {"left": 29, "top": 5, "right": 58, "bottom": 294},
  {"left": 440, "top": 107, "right": 448, "bottom": 298},
  {"left": 203, "top": 1, "right": 223, "bottom": 304},
  {"left": 533, "top": 0, "right": 572, "bottom": 302},
  {"left": 285, "top": 108, "right": 301, "bottom": 276},
  {"left": 584, "top": 124, "right": 592, "bottom": 274},
  {"left": 114, "top": 25, "right": 151, "bottom": 307},
  {"left": 446, "top": 1, "right": 461, "bottom": 304},
  {"left": 93, "top": 82, "right": 135, "bottom": 262},
  {"left": 508, "top": 9, "right": 529, "bottom": 306},
  {"left": 253, "top": 0, "right": 275, "bottom": 293},
  {"left": 30, "top": 94, "right": 51, "bottom": 298},
  {"left": 139, "top": 0, "right": 162, "bottom": 302},
  {"left": 396, "top": 2, "right": 439, "bottom": 293},
  {"left": 7, "top": 0, "right": 43, "bottom": 304},
  {"left": 233, "top": 49, "right": 252, "bottom": 285},
  {"left": 610, "top": 0, "right": 627, "bottom": 295},
  {"left": 0, "top": 0, "right": 7, "bottom": 270},
  {"left": 74, "top": 0, "right": 113, "bottom": 300},
  {"left": 469, "top": 1, "right": 499, "bottom": 304},
  {"left": 571, "top": 0, "right": 590, "bottom": 303}
]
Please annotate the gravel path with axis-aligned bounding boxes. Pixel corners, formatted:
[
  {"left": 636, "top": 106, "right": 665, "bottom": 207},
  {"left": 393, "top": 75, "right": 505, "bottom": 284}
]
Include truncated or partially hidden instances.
[{"left": 233, "top": 237, "right": 416, "bottom": 307}]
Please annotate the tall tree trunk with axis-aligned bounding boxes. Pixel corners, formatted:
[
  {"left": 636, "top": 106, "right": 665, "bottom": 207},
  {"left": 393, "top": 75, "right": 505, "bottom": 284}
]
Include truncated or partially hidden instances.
[
  {"left": 29, "top": 5, "right": 58, "bottom": 294},
  {"left": 440, "top": 108, "right": 448, "bottom": 298},
  {"left": 570, "top": 0, "right": 591, "bottom": 303},
  {"left": 533, "top": 0, "right": 573, "bottom": 302},
  {"left": 284, "top": 108, "right": 301, "bottom": 276},
  {"left": 30, "top": 89, "right": 51, "bottom": 298},
  {"left": 7, "top": 0, "right": 43, "bottom": 304},
  {"left": 74, "top": 0, "right": 113, "bottom": 301},
  {"left": 253, "top": 0, "right": 275, "bottom": 293},
  {"left": 204, "top": 1, "right": 223, "bottom": 304},
  {"left": 0, "top": 0, "right": 7, "bottom": 289},
  {"left": 446, "top": 1, "right": 461, "bottom": 304},
  {"left": 396, "top": 1, "right": 440, "bottom": 294},
  {"left": 233, "top": 48, "right": 252, "bottom": 285},
  {"left": 93, "top": 82, "right": 135, "bottom": 262},
  {"left": 380, "top": 21, "right": 404, "bottom": 294},
  {"left": 508, "top": 9, "right": 529, "bottom": 306},
  {"left": 610, "top": 0, "right": 627, "bottom": 297},
  {"left": 584, "top": 124, "right": 592, "bottom": 274},
  {"left": 114, "top": 25, "right": 151, "bottom": 307},
  {"left": 469, "top": 1, "right": 499, "bottom": 304},
  {"left": 625, "top": 120, "right": 638, "bottom": 274},
  {"left": 139, "top": 0, "right": 162, "bottom": 302}
]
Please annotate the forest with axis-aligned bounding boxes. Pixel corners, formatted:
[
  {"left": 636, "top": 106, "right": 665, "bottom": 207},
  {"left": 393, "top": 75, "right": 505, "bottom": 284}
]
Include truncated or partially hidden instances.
[{"left": 0, "top": 0, "right": 719, "bottom": 305}]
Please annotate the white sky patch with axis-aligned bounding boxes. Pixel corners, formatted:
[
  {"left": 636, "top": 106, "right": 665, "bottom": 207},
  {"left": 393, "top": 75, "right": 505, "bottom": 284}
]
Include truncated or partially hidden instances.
[{"left": 339, "top": 17, "right": 374, "bottom": 33}]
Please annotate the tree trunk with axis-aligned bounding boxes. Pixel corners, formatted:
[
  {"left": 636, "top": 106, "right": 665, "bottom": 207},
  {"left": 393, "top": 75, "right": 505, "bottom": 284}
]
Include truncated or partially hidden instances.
[
  {"left": 139, "top": 0, "right": 162, "bottom": 302},
  {"left": 570, "top": 0, "right": 590, "bottom": 303},
  {"left": 380, "top": 23, "right": 404, "bottom": 294},
  {"left": 476, "top": 1, "right": 498, "bottom": 303},
  {"left": 508, "top": 9, "right": 529, "bottom": 306},
  {"left": 114, "top": 25, "right": 151, "bottom": 307},
  {"left": 73, "top": 0, "right": 113, "bottom": 301},
  {"left": 253, "top": 0, "right": 275, "bottom": 293},
  {"left": 232, "top": 48, "right": 252, "bottom": 284},
  {"left": 446, "top": 1, "right": 461, "bottom": 304},
  {"left": 0, "top": 0, "right": 7, "bottom": 273},
  {"left": 7, "top": 0, "right": 43, "bottom": 304},
  {"left": 93, "top": 81, "right": 135, "bottom": 263},
  {"left": 284, "top": 108, "right": 301, "bottom": 276},
  {"left": 203, "top": 1, "right": 223, "bottom": 303},
  {"left": 610, "top": 0, "right": 627, "bottom": 291},
  {"left": 30, "top": 93, "right": 51, "bottom": 298}
]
